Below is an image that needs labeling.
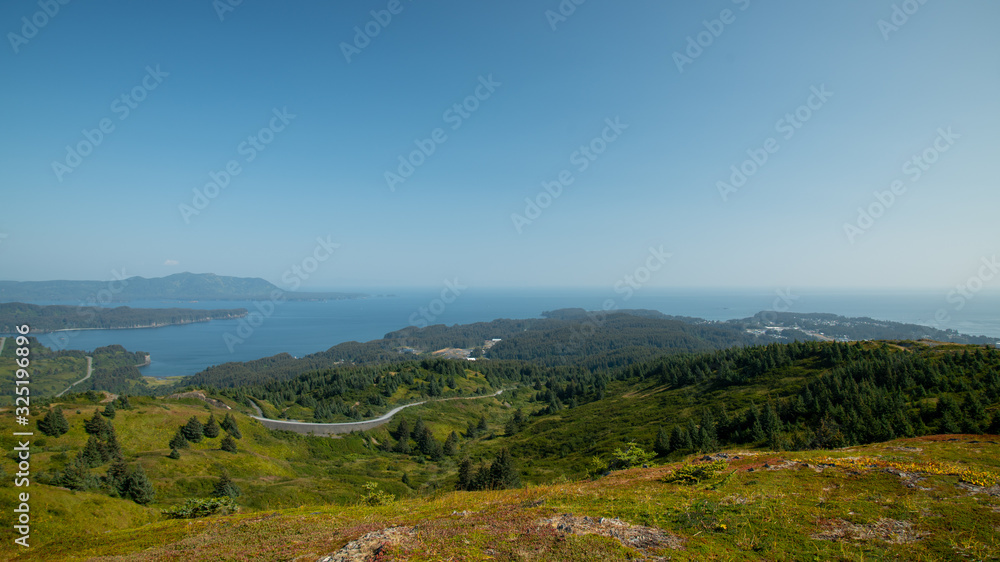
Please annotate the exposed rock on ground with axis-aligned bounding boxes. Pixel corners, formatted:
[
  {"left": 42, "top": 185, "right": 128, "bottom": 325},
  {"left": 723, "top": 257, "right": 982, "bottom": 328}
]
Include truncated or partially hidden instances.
[
  {"left": 811, "top": 517, "right": 927, "bottom": 544},
  {"left": 319, "top": 526, "right": 415, "bottom": 562},
  {"left": 541, "top": 513, "right": 684, "bottom": 556}
]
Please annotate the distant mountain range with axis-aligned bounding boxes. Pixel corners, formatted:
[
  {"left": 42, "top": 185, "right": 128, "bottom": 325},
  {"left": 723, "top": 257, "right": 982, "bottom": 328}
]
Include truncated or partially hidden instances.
[{"left": 0, "top": 272, "right": 367, "bottom": 302}]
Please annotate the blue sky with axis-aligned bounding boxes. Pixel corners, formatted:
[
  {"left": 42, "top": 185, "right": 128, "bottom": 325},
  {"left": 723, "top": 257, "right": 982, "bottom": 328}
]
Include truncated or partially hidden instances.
[{"left": 1, "top": 0, "right": 998, "bottom": 291}]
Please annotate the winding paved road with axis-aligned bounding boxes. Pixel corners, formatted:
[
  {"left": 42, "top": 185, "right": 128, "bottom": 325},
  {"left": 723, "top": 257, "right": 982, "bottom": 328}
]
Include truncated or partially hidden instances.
[
  {"left": 250, "top": 389, "right": 505, "bottom": 435},
  {"left": 0, "top": 337, "right": 5, "bottom": 357},
  {"left": 56, "top": 356, "right": 93, "bottom": 398}
]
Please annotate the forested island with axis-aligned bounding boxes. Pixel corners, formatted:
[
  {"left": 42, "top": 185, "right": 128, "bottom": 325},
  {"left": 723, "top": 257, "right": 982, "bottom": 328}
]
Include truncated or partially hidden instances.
[
  {"left": 0, "top": 272, "right": 367, "bottom": 302},
  {"left": 0, "top": 302, "right": 248, "bottom": 334}
]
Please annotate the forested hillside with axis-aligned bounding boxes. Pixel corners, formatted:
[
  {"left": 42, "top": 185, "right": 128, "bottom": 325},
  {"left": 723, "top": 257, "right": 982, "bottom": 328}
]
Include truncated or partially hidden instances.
[
  {"left": 0, "top": 339, "right": 151, "bottom": 402},
  {"left": 181, "top": 311, "right": 776, "bottom": 390},
  {"left": 7, "top": 336, "right": 1000, "bottom": 560},
  {"left": 729, "top": 311, "right": 999, "bottom": 344},
  {"left": 0, "top": 302, "right": 247, "bottom": 333},
  {"left": 181, "top": 309, "right": 999, "bottom": 394},
  {"left": 0, "top": 272, "right": 366, "bottom": 302}
]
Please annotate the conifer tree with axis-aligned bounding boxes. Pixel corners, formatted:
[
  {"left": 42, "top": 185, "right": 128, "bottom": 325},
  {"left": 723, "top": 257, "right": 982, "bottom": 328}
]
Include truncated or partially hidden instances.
[
  {"left": 489, "top": 448, "right": 520, "bottom": 490},
  {"left": 213, "top": 472, "right": 241, "bottom": 498},
  {"left": 203, "top": 414, "right": 220, "bottom": 439},
  {"left": 80, "top": 435, "right": 103, "bottom": 468},
  {"left": 668, "top": 425, "right": 687, "bottom": 453},
  {"left": 220, "top": 434, "right": 238, "bottom": 453},
  {"left": 504, "top": 417, "right": 518, "bottom": 435},
  {"left": 57, "top": 459, "right": 94, "bottom": 491},
  {"left": 394, "top": 434, "right": 411, "bottom": 454},
  {"left": 182, "top": 416, "right": 204, "bottom": 443},
  {"left": 102, "top": 401, "right": 116, "bottom": 419},
  {"left": 38, "top": 407, "right": 69, "bottom": 437},
  {"left": 394, "top": 418, "right": 411, "bottom": 441},
  {"left": 124, "top": 464, "right": 156, "bottom": 505},
  {"left": 654, "top": 427, "right": 671, "bottom": 456},
  {"left": 167, "top": 448, "right": 181, "bottom": 459},
  {"left": 457, "top": 458, "right": 473, "bottom": 491},
  {"left": 443, "top": 431, "right": 459, "bottom": 456},
  {"left": 422, "top": 428, "right": 443, "bottom": 460},
  {"left": 169, "top": 428, "right": 189, "bottom": 450},
  {"left": 412, "top": 418, "right": 427, "bottom": 450},
  {"left": 221, "top": 413, "right": 242, "bottom": 439},
  {"left": 104, "top": 426, "right": 122, "bottom": 461},
  {"left": 105, "top": 456, "right": 129, "bottom": 497},
  {"left": 85, "top": 410, "right": 109, "bottom": 437},
  {"left": 54, "top": 407, "right": 70, "bottom": 435}
]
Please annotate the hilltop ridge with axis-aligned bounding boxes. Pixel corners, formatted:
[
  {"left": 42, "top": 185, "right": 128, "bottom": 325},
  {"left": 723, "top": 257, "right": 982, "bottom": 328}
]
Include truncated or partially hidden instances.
[{"left": 0, "top": 272, "right": 366, "bottom": 302}]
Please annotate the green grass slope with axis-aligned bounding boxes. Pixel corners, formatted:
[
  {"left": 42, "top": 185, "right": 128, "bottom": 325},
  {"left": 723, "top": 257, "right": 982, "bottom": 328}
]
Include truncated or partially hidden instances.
[
  {"left": 6, "top": 436, "right": 1000, "bottom": 561},
  {"left": 0, "top": 388, "right": 513, "bottom": 551}
]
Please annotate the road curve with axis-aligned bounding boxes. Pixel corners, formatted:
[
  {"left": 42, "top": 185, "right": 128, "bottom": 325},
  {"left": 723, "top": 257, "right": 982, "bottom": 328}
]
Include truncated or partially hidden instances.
[
  {"left": 57, "top": 356, "right": 93, "bottom": 398},
  {"left": 250, "top": 389, "right": 505, "bottom": 435}
]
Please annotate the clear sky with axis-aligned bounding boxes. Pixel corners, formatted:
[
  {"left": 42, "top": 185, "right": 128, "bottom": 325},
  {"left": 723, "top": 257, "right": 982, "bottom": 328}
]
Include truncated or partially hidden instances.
[{"left": 1, "top": 0, "right": 998, "bottom": 291}]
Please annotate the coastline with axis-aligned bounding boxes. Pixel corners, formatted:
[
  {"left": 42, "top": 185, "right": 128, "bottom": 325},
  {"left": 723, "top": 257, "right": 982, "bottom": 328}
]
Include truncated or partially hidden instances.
[{"left": 2, "top": 313, "right": 248, "bottom": 335}]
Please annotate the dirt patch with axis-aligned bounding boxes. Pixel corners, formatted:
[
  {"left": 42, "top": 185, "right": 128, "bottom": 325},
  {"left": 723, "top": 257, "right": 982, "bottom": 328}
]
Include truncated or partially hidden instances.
[
  {"left": 882, "top": 467, "right": 932, "bottom": 491},
  {"left": 540, "top": 514, "right": 684, "bottom": 555},
  {"left": 811, "top": 518, "right": 927, "bottom": 544},
  {"left": 740, "top": 457, "right": 801, "bottom": 472},
  {"left": 319, "top": 526, "right": 415, "bottom": 562},
  {"left": 909, "top": 434, "right": 993, "bottom": 442},
  {"left": 884, "top": 446, "right": 923, "bottom": 453},
  {"left": 956, "top": 482, "right": 1000, "bottom": 497}
]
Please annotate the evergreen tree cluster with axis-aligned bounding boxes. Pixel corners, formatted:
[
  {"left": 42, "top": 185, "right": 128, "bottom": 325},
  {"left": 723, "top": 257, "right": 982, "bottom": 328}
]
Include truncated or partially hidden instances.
[
  {"left": 643, "top": 342, "right": 1000, "bottom": 455},
  {"left": 44, "top": 412, "right": 155, "bottom": 505},
  {"left": 167, "top": 412, "right": 241, "bottom": 457},
  {"left": 37, "top": 407, "right": 70, "bottom": 437},
  {"left": 213, "top": 360, "right": 480, "bottom": 424},
  {"left": 456, "top": 448, "right": 520, "bottom": 491},
  {"left": 385, "top": 417, "right": 446, "bottom": 460}
]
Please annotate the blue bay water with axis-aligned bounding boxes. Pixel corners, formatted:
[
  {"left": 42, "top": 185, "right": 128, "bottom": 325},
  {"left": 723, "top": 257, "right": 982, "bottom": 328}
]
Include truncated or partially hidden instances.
[{"left": 16, "top": 288, "right": 1000, "bottom": 378}]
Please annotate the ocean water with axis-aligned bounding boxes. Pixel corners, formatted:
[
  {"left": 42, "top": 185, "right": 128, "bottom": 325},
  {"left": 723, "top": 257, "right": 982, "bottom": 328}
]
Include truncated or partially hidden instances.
[{"left": 13, "top": 288, "right": 1000, "bottom": 378}]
